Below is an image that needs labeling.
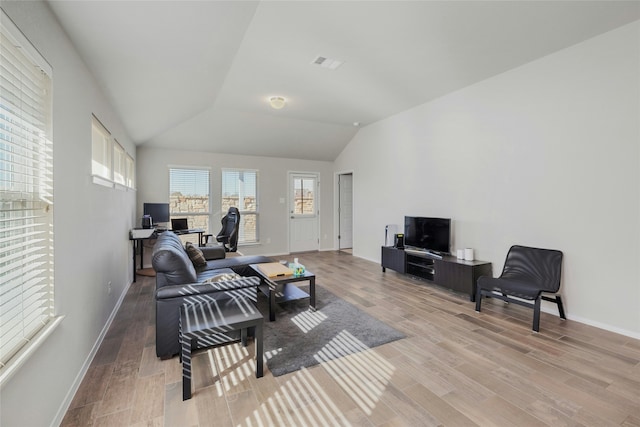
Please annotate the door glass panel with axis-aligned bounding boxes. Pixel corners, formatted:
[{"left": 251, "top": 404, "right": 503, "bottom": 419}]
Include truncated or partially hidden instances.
[{"left": 293, "top": 177, "right": 315, "bottom": 215}]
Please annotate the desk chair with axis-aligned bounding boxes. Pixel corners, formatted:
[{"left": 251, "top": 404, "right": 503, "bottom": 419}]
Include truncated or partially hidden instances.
[{"left": 204, "top": 207, "right": 240, "bottom": 252}]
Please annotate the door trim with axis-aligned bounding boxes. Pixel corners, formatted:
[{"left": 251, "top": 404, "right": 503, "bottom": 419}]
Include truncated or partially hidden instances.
[
  {"left": 288, "top": 171, "right": 320, "bottom": 253},
  {"left": 334, "top": 169, "right": 354, "bottom": 251}
]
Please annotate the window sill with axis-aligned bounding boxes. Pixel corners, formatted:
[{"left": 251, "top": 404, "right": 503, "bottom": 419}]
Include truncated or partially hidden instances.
[
  {"left": 92, "top": 175, "right": 114, "bottom": 188},
  {"left": 0, "top": 315, "right": 65, "bottom": 388}
]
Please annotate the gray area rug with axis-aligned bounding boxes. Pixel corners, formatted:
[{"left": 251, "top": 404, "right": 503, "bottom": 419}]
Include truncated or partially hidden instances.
[{"left": 257, "top": 285, "right": 405, "bottom": 377}]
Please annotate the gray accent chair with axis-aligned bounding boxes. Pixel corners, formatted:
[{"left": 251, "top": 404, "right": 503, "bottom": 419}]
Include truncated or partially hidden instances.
[{"left": 152, "top": 231, "right": 271, "bottom": 358}]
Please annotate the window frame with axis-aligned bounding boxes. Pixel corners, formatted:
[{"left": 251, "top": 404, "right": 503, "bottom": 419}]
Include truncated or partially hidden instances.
[
  {"left": 221, "top": 168, "right": 259, "bottom": 244},
  {"left": 291, "top": 175, "right": 317, "bottom": 218},
  {"left": 125, "top": 153, "right": 135, "bottom": 190},
  {"left": 169, "top": 167, "right": 211, "bottom": 234},
  {"left": 0, "top": 8, "right": 63, "bottom": 386},
  {"left": 91, "top": 115, "right": 135, "bottom": 190},
  {"left": 91, "top": 115, "right": 113, "bottom": 187},
  {"left": 112, "top": 139, "right": 126, "bottom": 187}
]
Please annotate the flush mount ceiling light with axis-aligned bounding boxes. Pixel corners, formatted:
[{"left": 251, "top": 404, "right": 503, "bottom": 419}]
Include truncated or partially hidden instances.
[{"left": 268, "top": 96, "right": 286, "bottom": 109}]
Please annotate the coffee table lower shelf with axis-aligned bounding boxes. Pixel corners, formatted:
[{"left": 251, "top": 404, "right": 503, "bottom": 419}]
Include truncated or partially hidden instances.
[
  {"left": 250, "top": 264, "right": 316, "bottom": 321},
  {"left": 259, "top": 282, "right": 309, "bottom": 304}
]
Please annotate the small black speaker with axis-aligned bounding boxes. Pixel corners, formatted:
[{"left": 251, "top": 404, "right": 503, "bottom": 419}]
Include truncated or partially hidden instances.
[
  {"left": 142, "top": 216, "right": 152, "bottom": 229},
  {"left": 394, "top": 233, "right": 405, "bottom": 249}
]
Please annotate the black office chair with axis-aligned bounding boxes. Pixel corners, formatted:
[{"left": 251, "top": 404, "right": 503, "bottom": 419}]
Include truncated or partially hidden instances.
[
  {"left": 475, "top": 245, "right": 565, "bottom": 332},
  {"left": 215, "top": 207, "right": 240, "bottom": 252}
]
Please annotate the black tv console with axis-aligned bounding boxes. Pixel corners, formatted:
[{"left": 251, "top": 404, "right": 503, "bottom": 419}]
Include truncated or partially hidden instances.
[{"left": 381, "top": 246, "right": 492, "bottom": 301}]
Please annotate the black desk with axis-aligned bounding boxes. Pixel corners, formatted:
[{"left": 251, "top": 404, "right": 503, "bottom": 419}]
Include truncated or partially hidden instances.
[
  {"left": 174, "top": 228, "right": 206, "bottom": 246},
  {"left": 129, "top": 228, "right": 206, "bottom": 282}
]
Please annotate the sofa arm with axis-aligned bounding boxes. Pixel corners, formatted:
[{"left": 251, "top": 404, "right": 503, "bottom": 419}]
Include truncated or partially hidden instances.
[
  {"left": 156, "top": 276, "right": 260, "bottom": 300},
  {"left": 201, "top": 245, "right": 225, "bottom": 260}
]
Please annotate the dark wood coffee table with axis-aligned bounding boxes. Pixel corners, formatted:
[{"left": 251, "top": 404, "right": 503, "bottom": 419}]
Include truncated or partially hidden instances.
[{"left": 250, "top": 264, "right": 316, "bottom": 321}]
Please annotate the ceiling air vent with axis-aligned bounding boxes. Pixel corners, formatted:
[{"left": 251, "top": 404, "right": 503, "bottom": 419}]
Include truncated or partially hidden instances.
[{"left": 311, "top": 55, "right": 344, "bottom": 70}]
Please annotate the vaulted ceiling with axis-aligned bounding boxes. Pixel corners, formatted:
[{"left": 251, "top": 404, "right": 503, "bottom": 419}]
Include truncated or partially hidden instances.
[{"left": 47, "top": 1, "right": 640, "bottom": 161}]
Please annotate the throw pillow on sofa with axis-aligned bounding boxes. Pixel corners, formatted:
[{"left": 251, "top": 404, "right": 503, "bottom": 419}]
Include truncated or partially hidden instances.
[{"left": 185, "top": 241, "right": 206, "bottom": 267}]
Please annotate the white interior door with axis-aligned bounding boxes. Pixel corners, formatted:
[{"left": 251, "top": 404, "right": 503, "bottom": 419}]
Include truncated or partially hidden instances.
[
  {"left": 338, "top": 173, "right": 353, "bottom": 249},
  {"left": 289, "top": 172, "right": 319, "bottom": 253}
]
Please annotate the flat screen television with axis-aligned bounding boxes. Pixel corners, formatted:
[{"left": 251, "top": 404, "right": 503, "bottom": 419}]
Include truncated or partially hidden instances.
[
  {"left": 404, "top": 216, "right": 451, "bottom": 254},
  {"left": 143, "top": 203, "right": 170, "bottom": 225}
]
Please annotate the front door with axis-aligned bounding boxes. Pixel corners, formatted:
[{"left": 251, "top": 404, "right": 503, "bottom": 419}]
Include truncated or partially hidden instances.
[{"left": 289, "top": 172, "right": 319, "bottom": 253}]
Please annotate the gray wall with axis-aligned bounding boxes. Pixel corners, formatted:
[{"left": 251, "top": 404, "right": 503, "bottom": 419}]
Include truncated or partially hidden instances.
[
  {"left": 335, "top": 21, "right": 640, "bottom": 337},
  {"left": 0, "top": 2, "right": 137, "bottom": 426},
  {"left": 136, "top": 147, "right": 335, "bottom": 258}
]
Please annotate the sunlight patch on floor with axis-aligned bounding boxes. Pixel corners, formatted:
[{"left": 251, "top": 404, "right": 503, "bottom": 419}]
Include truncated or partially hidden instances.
[
  {"left": 241, "top": 367, "right": 351, "bottom": 427},
  {"left": 264, "top": 347, "right": 283, "bottom": 360},
  {"left": 314, "top": 330, "right": 395, "bottom": 415},
  {"left": 291, "top": 309, "right": 328, "bottom": 334},
  {"left": 199, "top": 330, "right": 395, "bottom": 424},
  {"left": 207, "top": 344, "right": 256, "bottom": 394}
]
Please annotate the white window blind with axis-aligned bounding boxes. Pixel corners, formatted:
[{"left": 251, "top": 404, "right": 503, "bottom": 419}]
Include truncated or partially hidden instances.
[
  {"left": 0, "top": 12, "right": 55, "bottom": 375},
  {"left": 169, "top": 168, "right": 210, "bottom": 232},
  {"left": 113, "top": 140, "right": 126, "bottom": 186},
  {"left": 90, "top": 116, "right": 135, "bottom": 190},
  {"left": 91, "top": 115, "right": 112, "bottom": 184},
  {"left": 125, "top": 153, "right": 135, "bottom": 189},
  {"left": 222, "top": 169, "right": 258, "bottom": 243}
]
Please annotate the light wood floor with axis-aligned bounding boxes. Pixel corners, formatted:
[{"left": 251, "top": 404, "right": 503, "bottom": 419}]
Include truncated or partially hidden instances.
[{"left": 62, "top": 251, "right": 640, "bottom": 426}]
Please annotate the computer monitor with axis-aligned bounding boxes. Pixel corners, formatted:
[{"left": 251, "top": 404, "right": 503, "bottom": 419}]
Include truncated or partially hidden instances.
[
  {"left": 171, "top": 218, "right": 189, "bottom": 231},
  {"left": 143, "top": 203, "right": 170, "bottom": 225}
]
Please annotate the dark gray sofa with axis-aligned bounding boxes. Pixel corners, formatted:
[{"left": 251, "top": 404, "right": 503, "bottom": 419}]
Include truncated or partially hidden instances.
[{"left": 152, "top": 231, "right": 271, "bottom": 359}]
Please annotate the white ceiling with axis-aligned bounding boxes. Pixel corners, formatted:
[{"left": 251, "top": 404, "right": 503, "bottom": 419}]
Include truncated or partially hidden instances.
[{"left": 47, "top": 1, "right": 640, "bottom": 161}]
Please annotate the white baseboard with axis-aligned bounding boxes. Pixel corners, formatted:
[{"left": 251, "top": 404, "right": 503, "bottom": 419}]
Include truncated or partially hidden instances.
[
  {"left": 51, "top": 280, "right": 133, "bottom": 427},
  {"left": 560, "top": 313, "right": 640, "bottom": 340}
]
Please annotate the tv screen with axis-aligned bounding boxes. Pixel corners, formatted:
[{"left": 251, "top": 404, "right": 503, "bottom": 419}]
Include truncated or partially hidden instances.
[
  {"left": 404, "top": 216, "right": 451, "bottom": 254},
  {"left": 143, "top": 203, "right": 170, "bottom": 225}
]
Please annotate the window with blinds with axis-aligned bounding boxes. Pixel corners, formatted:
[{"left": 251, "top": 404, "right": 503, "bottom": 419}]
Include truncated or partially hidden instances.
[
  {"left": 125, "top": 154, "right": 135, "bottom": 189},
  {"left": 91, "top": 116, "right": 112, "bottom": 185},
  {"left": 169, "top": 168, "right": 210, "bottom": 233},
  {"left": 222, "top": 169, "right": 258, "bottom": 243},
  {"left": 0, "top": 11, "right": 55, "bottom": 377},
  {"left": 91, "top": 115, "right": 135, "bottom": 190},
  {"left": 113, "top": 140, "right": 126, "bottom": 186}
]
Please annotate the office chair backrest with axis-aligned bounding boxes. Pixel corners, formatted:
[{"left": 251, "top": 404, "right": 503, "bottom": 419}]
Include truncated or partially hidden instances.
[
  {"left": 501, "top": 245, "right": 563, "bottom": 293},
  {"left": 217, "top": 207, "right": 240, "bottom": 251}
]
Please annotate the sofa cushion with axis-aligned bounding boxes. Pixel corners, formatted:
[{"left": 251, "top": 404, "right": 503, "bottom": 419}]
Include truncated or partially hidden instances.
[
  {"left": 185, "top": 242, "right": 206, "bottom": 267},
  {"left": 198, "top": 255, "right": 273, "bottom": 276},
  {"left": 155, "top": 275, "right": 261, "bottom": 300},
  {"left": 196, "top": 268, "right": 236, "bottom": 283},
  {"left": 152, "top": 231, "right": 197, "bottom": 287},
  {"left": 202, "top": 272, "right": 242, "bottom": 283},
  {"left": 201, "top": 245, "right": 225, "bottom": 261}
]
